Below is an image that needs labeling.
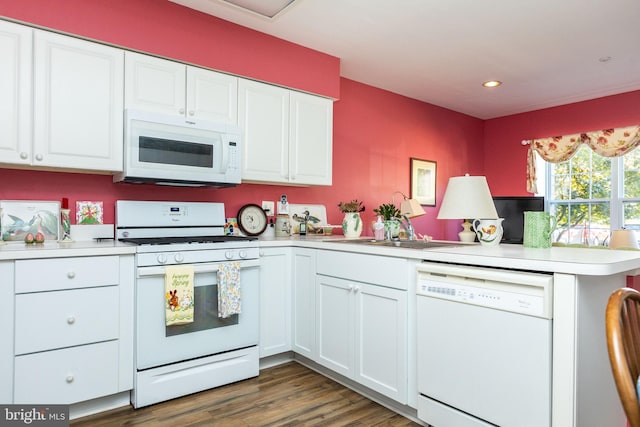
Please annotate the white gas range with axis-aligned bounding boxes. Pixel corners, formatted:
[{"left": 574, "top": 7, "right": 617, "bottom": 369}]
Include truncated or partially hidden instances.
[{"left": 116, "top": 200, "right": 260, "bottom": 408}]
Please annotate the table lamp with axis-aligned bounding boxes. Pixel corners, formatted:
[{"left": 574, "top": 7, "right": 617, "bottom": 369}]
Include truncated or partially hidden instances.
[{"left": 437, "top": 174, "right": 498, "bottom": 242}]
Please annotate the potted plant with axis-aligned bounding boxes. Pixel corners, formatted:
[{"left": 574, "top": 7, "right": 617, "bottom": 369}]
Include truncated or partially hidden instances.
[
  {"left": 373, "top": 203, "right": 401, "bottom": 238},
  {"left": 338, "top": 199, "right": 365, "bottom": 238}
]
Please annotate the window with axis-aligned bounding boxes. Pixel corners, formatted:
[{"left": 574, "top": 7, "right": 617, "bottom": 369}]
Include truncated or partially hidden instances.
[{"left": 545, "top": 146, "right": 640, "bottom": 245}]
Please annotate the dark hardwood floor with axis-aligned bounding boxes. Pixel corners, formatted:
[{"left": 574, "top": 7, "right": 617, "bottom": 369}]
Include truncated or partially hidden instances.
[{"left": 71, "top": 362, "right": 420, "bottom": 426}]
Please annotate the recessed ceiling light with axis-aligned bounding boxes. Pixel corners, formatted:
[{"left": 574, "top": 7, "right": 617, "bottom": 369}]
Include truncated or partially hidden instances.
[{"left": 482, "top": 80, "right": 502, "bottom": 88}]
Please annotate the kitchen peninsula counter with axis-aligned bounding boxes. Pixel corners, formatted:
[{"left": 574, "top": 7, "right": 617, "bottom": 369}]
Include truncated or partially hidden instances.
[{"left": 259, "top": 235, "right": 640, "bottom": 276}]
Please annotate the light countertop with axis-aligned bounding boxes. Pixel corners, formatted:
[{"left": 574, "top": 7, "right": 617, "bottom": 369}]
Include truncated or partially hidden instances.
[
  {"left": 0, "top": 239, "right": 136, "bottom": 260},
  {"left": 2, "top": 235, "right": 639, "bottom": 276}
]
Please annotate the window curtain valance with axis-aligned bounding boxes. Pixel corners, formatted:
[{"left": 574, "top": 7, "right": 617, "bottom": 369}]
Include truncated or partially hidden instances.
[{"left": 523, "top": 125, "right": 640, "bottom": 193}]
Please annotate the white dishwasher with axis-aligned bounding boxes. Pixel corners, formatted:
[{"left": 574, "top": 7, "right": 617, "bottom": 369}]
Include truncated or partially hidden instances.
[{"left": 416, "top": 262, "right": 553, "bottom": 427}]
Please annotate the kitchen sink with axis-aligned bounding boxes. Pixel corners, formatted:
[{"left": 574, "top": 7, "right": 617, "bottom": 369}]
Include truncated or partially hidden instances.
[{"left": 329, "top": 239, "right": 461, "bottom": 249}]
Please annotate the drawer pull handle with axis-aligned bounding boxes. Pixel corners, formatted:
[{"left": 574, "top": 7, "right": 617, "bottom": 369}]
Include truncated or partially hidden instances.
[
  {"left": 66, "top": 375, "right": 74, "bottom": 383},
  {"left": 67, "top": 316, "right": 75, "bottom": 325},
  {"left": 67, "top": 271, "right": 76, "bottom": 279}
]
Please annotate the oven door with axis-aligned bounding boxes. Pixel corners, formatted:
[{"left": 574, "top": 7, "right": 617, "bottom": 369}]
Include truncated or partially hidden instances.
[{"left": 135, "top": 259, "right": 259, "bottom": 370}]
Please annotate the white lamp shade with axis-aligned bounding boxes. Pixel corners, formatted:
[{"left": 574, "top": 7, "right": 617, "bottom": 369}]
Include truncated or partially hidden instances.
[
  {"left": 610, "top": 229, "right": 639, "bottom": 249},
  {"left": 400, "top": 198, "right": 426, "bottom": 218},
  {"left": 437, "top": 175, "right": 498, "bottom": 220}
]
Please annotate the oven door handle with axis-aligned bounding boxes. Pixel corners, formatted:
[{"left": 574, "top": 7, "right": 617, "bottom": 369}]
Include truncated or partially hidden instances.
[{"left": 137, "top": 259, "right": 260, "bottom": 277}]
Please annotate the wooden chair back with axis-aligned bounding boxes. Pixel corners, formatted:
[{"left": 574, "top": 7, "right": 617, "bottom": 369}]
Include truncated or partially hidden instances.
[{"left": 606, "top": 287, "right": 640, "bottom": 427}]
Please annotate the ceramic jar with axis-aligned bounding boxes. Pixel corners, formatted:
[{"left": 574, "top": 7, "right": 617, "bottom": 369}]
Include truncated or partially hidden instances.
[
  {"left": 342, "top": 212, "right": 363, "bottom": 238},
  {"left": 473, "top": 218, "right": 504, "bottom": 246}
]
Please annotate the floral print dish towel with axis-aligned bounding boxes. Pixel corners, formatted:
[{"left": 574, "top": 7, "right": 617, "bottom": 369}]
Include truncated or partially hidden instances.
[
  {"left": 165, "top": 265, "right": 195, "bottom": 326},
  {"left": 217, "top": 261, "right": 241, "bottom": 318}
]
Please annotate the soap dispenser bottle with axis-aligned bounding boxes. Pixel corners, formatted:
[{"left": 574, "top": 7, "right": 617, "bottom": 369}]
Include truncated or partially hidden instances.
[{"left": 374, "top": 215, "right": 385, "bottom": 241}]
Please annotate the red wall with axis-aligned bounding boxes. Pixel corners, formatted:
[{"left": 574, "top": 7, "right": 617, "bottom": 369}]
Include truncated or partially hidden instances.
[{"left": 484, "top": 90, "right": 640, "bottom": 196}]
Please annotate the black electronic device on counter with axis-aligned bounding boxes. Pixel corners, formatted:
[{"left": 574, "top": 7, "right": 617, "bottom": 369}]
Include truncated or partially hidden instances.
[{"left": 492, "top": 196, "right": 545, "bottom": 244}]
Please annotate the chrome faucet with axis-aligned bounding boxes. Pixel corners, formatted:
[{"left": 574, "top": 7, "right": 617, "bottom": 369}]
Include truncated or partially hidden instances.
[{"left": 399, "top": 215, "right": 416, "bottom": 240}]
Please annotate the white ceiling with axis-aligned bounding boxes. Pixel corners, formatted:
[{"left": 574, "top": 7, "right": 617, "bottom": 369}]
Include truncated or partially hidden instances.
[{"left": 169, "top": 0, "right": 640, "bottom": 119}]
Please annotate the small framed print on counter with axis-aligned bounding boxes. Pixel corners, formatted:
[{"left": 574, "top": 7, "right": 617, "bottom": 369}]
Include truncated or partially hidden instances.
[
  {"left": 410, "top": 158, "right": 437, "bottom": 206},
  {"left": 0, "top": 200, "right": 60, "bottom": 242}
]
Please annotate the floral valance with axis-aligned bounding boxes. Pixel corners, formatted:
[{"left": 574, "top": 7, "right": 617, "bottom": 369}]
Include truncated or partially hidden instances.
[{"left": 524, "top": 125, "right": 640, "bottom": 193}]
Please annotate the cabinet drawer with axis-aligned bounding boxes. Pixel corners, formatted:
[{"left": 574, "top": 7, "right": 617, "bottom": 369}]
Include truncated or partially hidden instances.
[
  {"left": 14, "top": 341, "right": 119, "bottom": 404},
  {"left": 317, "top": 250, "right": 408, "bottom": 290},
  {"left": 15, "top": 256, "right": 119, "bottom": 293},
  {"left": 15, "top": 286, "right": 119, "bottom": 355}
]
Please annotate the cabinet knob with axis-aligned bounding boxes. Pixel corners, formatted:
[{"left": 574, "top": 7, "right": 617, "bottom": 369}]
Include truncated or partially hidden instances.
[
  {"left": 354, "top": 285, "right": 361, "bottom": 293},
  {"left": 67, "top": 316, "right": 75, "bottom": 325},
  {"left": 348, "top": 284, "right": 354, "bottom": 292},
  {"left": 35, "top": 153, "right": 43, "bottom": 161},
  {"left": 19, "top": 152, "right": 28, "bottom": 160},
  {"left": 66, "top": 375, "right": 74, "bottom": 383},
  {"left": 179, "top": 108, "right": 185, "bottom": 114},
  {"left": 67, "top": 271, "right": 76, "bottom": 279},
  {"left": 188, "top": 110, "right": 194, "bottom": 116}
]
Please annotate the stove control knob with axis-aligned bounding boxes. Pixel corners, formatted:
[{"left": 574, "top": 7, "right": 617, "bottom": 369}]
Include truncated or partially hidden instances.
[
  {"left": 239, "top": 250, "right": 248, "bottom": 259},
  {"left": 174, "top": 253, "right": 184, "bottom": 263},
  {"left": 157, "top": 254, "right": 167, "bottom": 264},
  {"left": 225, "top": 250, "right": 234, "bottom": 260}
]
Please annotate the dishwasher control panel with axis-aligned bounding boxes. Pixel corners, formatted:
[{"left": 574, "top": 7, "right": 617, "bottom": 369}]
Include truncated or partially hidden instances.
[
  {"left": 416, "top": 262, "right": 553, "bottom": 319},
  {"left": 417, "top": 278, "right": 550, "bottom": 318}
]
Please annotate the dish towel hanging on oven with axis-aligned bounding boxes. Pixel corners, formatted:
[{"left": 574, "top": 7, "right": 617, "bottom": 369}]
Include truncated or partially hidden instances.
[
  {"left": 165, "top": 265, "right": 195, "bottom": 326},
  {"left": 217, "top": 261, "right": 241, "bottom": 318}
]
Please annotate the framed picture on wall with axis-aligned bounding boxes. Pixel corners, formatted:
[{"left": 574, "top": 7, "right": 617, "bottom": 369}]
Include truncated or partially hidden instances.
[{"left": 410, "top": 158, "right": 437, "bottom": 206}]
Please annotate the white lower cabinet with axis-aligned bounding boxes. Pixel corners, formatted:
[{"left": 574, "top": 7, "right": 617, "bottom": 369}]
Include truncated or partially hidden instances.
[
  {"left": 14, "top": 341, "right": 120, "bottom": 404},
  {"left": 12, "top": 255, "right": 134, "bottom": 405},
  {"left": 315, "top": 250, "right": 409, "bottom": 404},
  {"left": 316, "top": 274, "right": 408, "bottom": 403},
  {"left": 0, "top": 261, "right": 14, "bottom": 403},
  {"left": 292, "top": 248, "right": 317, "bottom": 359},
  {"left": 259, "top": 247, "right": 292, "bottom": 357}
]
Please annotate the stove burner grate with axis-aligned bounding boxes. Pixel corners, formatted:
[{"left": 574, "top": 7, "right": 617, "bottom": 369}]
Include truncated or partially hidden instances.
[{"left": 119, "top": 235, "right": 258, "bottom": 245}]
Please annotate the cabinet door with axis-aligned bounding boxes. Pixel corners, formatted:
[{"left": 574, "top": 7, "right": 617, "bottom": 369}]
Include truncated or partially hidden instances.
[
  {"left": 355, "top": 283, "right": 408, "bottom": 403},
  {"left": 0, "top": 21, "right": 32, "bottom": 166},
  {"left": 239, "top": 78, "right": 290, "bottom": 183},
  {"left": 316, "top": 275, "right": 354, "bottom": 377},
  {"left": 289, "top": 91, "right": 333, "bottom": 185},
  {"left": 0, "top": 261, "right": 14, "bottom": 403},
  {"left": 124, "top": 51, "right": 186, "bottom": 115},
  {"left": 259, "top": 247, "right": 292, "bottom": 357},
  {"left": 292, "top": 248, "right": 316, "bottom": 359},
  {"left": 187, "top": 66, "right": 238, "bottom": 124},
  {"left": 33, "top": 30, "right": 124, "bottom": 171}
]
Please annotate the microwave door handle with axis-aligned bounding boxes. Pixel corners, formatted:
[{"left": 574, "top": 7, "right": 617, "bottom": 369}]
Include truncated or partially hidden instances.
[{"left": 137, "top": 259, "right": 260, "bottom": 278}]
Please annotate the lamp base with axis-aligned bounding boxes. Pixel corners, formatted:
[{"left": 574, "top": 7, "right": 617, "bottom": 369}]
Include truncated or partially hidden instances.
[{"left": 458, "top": 219, "right": 476, "bottom": 243}]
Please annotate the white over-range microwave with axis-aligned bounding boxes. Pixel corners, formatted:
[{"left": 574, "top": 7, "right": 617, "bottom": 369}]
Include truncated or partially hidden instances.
[{"left": 113, "top": 109, "right": 242, "bottom": 187}]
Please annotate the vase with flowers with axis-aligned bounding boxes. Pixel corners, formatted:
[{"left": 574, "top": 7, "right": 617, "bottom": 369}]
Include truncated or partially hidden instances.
[
  {"left": 338, "top": 199, "right": 365, "bottom": 238},
  {"left": 373, "top": 203, "right": 401, "bottom": 238}
]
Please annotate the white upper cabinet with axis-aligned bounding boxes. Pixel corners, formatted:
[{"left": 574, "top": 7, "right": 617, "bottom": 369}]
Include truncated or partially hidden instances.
[
  {"left": 125, "top": 51, "right": 238, "bottom": 124},
  {"left": 239, "top": 78, "right": 289, "bottom": 183},
  {"left": 239, "top": 78, "right": 333, "bottom": 186},
  {"left": 33, "top": 29, "right": 124, "bottom": 171},
  {"left": 0, "top": 20, "right": 32, "bottom": 165},
  {"left": 289, "top": 91, "right": 333, "bottom": 186}
]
